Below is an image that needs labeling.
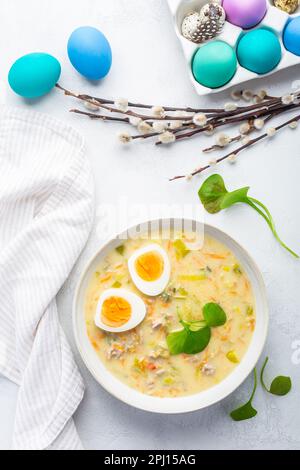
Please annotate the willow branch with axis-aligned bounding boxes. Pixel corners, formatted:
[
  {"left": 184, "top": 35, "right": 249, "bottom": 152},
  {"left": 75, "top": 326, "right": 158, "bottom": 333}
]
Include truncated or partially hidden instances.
[
  {"left": 202, "top": 113, "right": 277, "bottom": 153},
  {"left": 56, "top": 83, "right": 223, "bottom": 114},
  {"left": 170, "top": 113, "right": 300, "bottom": 181},
  {"left": 57, "top": 84, "right": 200, "bottom": 121},
  {"left": 70, "top": 108, "right": 130, "bottom": 123},
  {"left": 131, "top": 123, "right": 195, "bottom": 141},
  {"left": 158, "top": 101, "right": 300, "bottom": 146},
  {"left": 57, "top": 85, "right": 300, "bottom": 126}
]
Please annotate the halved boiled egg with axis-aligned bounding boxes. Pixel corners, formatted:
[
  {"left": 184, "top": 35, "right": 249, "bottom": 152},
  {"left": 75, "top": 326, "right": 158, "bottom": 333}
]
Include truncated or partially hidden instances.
[
  {"left": 95, "top": 288, "right": 146, "bottom": 333},
  {"left": 128, "top": 244, "right": 171, "bottom": 296}
]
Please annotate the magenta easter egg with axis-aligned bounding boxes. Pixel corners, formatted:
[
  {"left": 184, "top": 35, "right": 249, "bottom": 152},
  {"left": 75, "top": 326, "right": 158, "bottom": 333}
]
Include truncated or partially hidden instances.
[{"left": 222, "top": 0, "right": 267, "bottom": 29}]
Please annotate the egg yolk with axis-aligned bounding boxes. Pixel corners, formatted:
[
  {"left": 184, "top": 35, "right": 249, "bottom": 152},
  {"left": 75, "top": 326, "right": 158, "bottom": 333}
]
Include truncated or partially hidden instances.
[
  {"left": 101, "top": 297, "right": 132, "bottom": 327},
  {"left": 135, "top": 251, "right": 164, "bottom": 282}
]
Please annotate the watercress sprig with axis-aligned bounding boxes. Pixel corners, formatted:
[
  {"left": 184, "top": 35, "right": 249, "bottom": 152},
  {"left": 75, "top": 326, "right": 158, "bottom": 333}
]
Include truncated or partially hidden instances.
[
  {"left": 260, "top": 357, "right": 292, "bottom": 396},
  {"left": 198, "top": 174, "right": 299, "bottom": 258},
  {"left": 230, "top": 369, "right": 258, "bottom": 422},
  {"left": 230, "top": 357, "right": 292, "bottom": 422},
  {"left": 167, "top": 303, "right": 227, "bottom": 355}
]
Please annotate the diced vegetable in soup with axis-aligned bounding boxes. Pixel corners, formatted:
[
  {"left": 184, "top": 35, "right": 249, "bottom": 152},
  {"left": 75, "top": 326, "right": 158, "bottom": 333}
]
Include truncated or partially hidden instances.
[{"left": 85, "top": 233, "right": 256, "bottom": 398}]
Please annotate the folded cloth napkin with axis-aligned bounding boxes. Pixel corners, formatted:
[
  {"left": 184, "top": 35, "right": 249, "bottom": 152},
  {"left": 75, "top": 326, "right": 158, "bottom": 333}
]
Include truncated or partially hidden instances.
[{"left": 0, "top": 106, "right": 95, "bottom": 450}]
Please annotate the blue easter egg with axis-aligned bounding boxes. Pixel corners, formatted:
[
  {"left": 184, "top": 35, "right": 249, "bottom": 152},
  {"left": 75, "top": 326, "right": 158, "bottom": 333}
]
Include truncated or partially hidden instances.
[
  {"left": 237, "top": 29, "right": 281, "bottom": 74},
  {"left": 192, "top": 41, "right": 237, "bottom": 89},
  {"left": 8, "top": 53, "right": 61, "bottom": 98},
  {"left": 283, "top": 16, "right": 300, "bottom": 56},
  {"left": 68, "top": 26, "right": 112, "bottom": 80}
]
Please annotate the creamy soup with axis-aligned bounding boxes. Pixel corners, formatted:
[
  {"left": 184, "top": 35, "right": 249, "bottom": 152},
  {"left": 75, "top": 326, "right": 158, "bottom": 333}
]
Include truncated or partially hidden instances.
[{"left": 85, "top": 233, "right": 255, "bottom": 398}]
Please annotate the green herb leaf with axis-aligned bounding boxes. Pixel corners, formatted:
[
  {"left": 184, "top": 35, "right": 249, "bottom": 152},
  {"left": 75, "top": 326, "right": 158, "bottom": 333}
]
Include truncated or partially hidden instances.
[
  {"left": 230, "top": 401, "right": 258, "bottom": 422},
  {"left": 221, "top": 188, "right": 250, "bottom": 209},
  {"left": 188, "top": 320, "right": 207, "bottom": 332},
  {"left": 167, "top": 302, "right": 226, "bottom": 355},
  {"left": 270, "top": 377, "right": 292, "bottom": 396},
  {"left": 230, "top": 369, "right": 258, "bottom": 421},
  {"left": 246, "top": 197, "right": 299, "bottom": 259},
  {"left": 203, "top": 303, "right": 227, "bottom": 327},
  {"left": 198, "top": 174, "right": 299, "bottom": 258},
  {"left": 198, "top": 174, "right": 249, "bottom": 214},
  {"left": 198, "top": 174, "right": 227, "bottom": 214},
  {"left": 260, "top": 357, "right": 292, "bottom": 396},
  {"left": 166, "top": 329, "right": 189, "bottom": 355},
  {"left": 183, "top": 327, "right": 211, "bottom": 355},
  {"left": 166, "top": 326, "right": 211, "bottom": 355}
]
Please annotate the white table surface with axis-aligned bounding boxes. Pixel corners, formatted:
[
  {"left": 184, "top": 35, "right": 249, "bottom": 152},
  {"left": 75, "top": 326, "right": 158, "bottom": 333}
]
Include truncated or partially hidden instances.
[{"left": 1, "top": 0, "right": 300, "bottom": 451}]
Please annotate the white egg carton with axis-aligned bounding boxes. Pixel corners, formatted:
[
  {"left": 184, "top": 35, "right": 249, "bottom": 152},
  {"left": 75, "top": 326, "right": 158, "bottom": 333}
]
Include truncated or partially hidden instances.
[{"left": 167, "top": 0, "right": 300, "bottom": 95}]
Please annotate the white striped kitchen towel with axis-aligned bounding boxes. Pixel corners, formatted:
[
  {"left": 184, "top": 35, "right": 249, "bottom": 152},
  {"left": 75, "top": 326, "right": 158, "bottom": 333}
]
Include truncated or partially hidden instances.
[{"left": 0, "top": 106, "right": 95, "bottom": 450}]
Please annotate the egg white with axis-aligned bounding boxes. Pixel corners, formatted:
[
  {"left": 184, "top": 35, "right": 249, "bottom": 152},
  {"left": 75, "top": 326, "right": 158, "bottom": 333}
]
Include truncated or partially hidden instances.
[
  {"left": 128, "top": 244, "right": 171, "bottom": 297},
  {"left": 95, "top": 288, "right": 146, "bottom": 333}
]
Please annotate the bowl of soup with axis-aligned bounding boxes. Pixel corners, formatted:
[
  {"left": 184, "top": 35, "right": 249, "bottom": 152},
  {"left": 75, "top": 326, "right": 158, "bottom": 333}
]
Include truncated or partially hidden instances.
[{"left": 73, "top": 219, "right": 268, "bottom": 413}]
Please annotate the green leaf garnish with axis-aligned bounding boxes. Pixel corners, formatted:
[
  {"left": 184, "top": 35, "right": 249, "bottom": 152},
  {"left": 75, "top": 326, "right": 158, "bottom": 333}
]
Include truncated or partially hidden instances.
[
  {"left": 166, "top": 302, "right": 226, "bottom": 355},
  {"left": 230, "top": 369, "right": 258, "bottom": 421},
  {"left": 270, "top": 377, "right": 292, "bottom": 396},
  {"left": 188, "top": 320, "right": 207, "bottom": 332},
  {"left": 260, "top": 357, "right": 292, "bottom": 396},
  {"left": 198, "top": 174, "right": 299, "bottom": 258},
  {"left": 166, "top": 328, "right": 190, "bottom": 355},
  {"left": 203, "top": 303, "right": 227, "bottom": 327},
  {"left": 197, "top": 173, "right": 249, "bottom": 214},
  {"left": 183, "top": 327, "right": 211, "bottom": 354}
]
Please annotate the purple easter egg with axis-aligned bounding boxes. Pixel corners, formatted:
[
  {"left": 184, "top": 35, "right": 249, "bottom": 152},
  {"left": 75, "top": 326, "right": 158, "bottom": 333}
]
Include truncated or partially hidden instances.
[{"left": 222, "top": 0, "right": 267, "bottom": 29}]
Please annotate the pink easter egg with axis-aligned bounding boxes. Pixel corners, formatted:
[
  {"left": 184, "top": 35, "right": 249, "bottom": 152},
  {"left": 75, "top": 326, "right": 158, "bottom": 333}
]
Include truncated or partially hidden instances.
[{"left": 222, "top": 0, "right": 267, "bottom": 29}]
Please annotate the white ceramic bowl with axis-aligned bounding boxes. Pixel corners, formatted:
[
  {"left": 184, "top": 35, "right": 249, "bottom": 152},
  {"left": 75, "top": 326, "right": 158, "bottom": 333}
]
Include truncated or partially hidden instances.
[{"left": 73, "top": 219, "right": 268, "bottom": 414}]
